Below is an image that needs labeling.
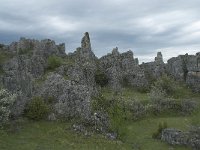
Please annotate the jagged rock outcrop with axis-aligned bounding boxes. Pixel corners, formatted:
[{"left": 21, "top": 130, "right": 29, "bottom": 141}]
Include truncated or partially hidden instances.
[
  {"left": 0, "top": 32, "right": 200, "bottom": 119},
  {"left": 0, "top": 38, "right": 67, "bottom": 117},
  {"left": 167, "top": 53, "right": 200, "bottom": 92},
  {"left": 140, "top": 52, "right": 166, "bottom": 83},
  {"left": 99, "top": 48, "right": 148, "bottom": 90},
  {"left": 66, "top": 32, "right": 98, "bottom": 95},
  {"left": 8, "top": 37, "right": 66, "bottom": 58}
]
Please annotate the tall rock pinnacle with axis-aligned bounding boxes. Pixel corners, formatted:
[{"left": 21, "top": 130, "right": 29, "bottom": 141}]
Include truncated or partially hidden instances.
[
  {"left": 81, "top": 32, "right": 91, "bottom": 50},
  {"left": 155, "top": 52, "right": 164, "bottom": 64},
  {"left": 80, "top": 32, "right": 95, "bottom": 60}
]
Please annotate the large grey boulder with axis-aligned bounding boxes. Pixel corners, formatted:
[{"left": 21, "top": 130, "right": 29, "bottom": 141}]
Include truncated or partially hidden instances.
[
  {"left": 161, "top": 128, "right": 200, "bottom": 150},
  {"left": 37, "top": 73, "right": 91, "bottom": 119}
]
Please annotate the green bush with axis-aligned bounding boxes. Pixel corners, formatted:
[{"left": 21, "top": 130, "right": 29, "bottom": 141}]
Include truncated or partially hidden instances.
[
  {"left": 152, "top": 122, "right": 168, "bottom": 139},
  {"left": 149, "top": 85, "right": 166, "bottom": 102},
  {"left": 92, "top": 95, "right": 111, "bottom": 112},
  {"left": 108, "top": 101, "right": 128, "bottom": 141},
  {"left": 92, "top": 95, "right": 128, "bottom": 141},
  {"left": 153, "top": 75, "right": 176, "bottom": 95},
  {"left": 95, "top": 70, "right": 109, "bottom": 87},
  {"left": 47, "top": 55, "right": 63, "bottom": 71},
  {"left": 25, "top": 97, "right": 50, "bottom": 120}
]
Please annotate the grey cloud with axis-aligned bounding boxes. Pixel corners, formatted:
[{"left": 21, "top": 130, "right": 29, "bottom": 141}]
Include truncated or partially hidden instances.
[{"left": 0, "top": 0, "right": 200, "bottom": 62}]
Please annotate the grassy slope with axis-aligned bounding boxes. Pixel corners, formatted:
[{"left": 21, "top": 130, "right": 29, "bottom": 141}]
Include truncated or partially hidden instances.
[
  {"left": 0, "top": 117, "right": 192, "bottom": 150},
  {"left": 0, "top": 87, "right": 199, "bottom": 150}
]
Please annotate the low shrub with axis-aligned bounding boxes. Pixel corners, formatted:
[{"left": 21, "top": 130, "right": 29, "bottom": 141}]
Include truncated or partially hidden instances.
[
  {"left": 153, "top": 75, "right": 176, "bottom": 96},
  {"left": 152, "top": 122, "right": 168, "bottom": 139},
  {"left": 47, "top": 55, "right": 63, "bottom": 71},
  {"left": 95, "top": 70, "right": 109, "bottom": 87},
  {"left": 92, "top": 95, "right": 128, "bottom": 141},
  {"left": 148, "top": 86, "right": 166, "bottom": 102},
  {"left": 108, "top": 101, "right": 128, "bottom": 141},
  {"left": 25, "top": 97, "right": 50, "bottom": 120}
]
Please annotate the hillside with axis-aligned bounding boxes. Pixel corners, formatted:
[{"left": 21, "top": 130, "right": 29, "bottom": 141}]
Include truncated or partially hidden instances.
[{"left": 0, "top": 32, "right": 199, "bottom": 150}]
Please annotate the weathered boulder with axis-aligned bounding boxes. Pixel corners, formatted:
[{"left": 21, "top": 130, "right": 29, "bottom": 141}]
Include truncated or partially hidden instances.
[
  {"left": 161, "top": 128, "right": 189, "bottom": 145},
  {"left": 37, "top": 73, "right": 91, "bottom": 119},
  {"left": 161, "top": 128, "right": 200, "bottom": 150}
]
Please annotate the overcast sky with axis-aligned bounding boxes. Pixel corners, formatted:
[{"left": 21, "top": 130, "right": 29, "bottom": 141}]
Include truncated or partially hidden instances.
[{"left": 0, "top": 0, "right": 200, "bottom": 62}]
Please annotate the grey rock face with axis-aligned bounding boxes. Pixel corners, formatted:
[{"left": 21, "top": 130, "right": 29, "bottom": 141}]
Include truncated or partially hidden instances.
[
  {"left": 66, "top": 33, "right": 98, "bottom": 96},
  {"left": 99, "top": 48, "right": 148, "bottom": 90},
  {"left": 161, "top": 128, "right": 189, "bottom": 145},
  {"left": 2, "top": 56, "right": 33, "bottom": 117},
  {"left": 167, "top": 53, "right": 200, "bottom": 92},
  {"left": 161, "top": 128, "right": 200, "bottom": 150},
  {"left": 37, "top": 73, "right": 91, "bottom": 119},
  {"left": 155, "top": 52, "right": 164, "bottom": 64},
  {"left": 0, "top": 37, "right": 67, "bottom": 117},
  {"left": 80, "top": 32, "right": 96, "bottom": 61},
  {"left": 7, "top": 37, "right": 66, "bottom": 58},
  {"left": 141, "top": 52, "right": 166, "bottom": 82}
]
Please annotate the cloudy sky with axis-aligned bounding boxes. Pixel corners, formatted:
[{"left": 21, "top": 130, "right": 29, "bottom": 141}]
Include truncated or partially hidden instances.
[{"left": 0, "top": 0, "right": 200, "bottom": 62}]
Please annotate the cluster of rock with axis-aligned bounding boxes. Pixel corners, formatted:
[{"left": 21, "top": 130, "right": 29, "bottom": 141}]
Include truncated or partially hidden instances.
[
  {"left": 0, "top": 32, "right": 200, "bottom": 122},
  {"left": 141, "top": 52, "right": 166, "bottom": 82},
  {"left": 161, "top": 127, "right": 200, "bottom": 150},
  {"left": 0, "top": 34, "right": 95, "bottom": 120},
  {"left": 167, "top": 53, "right": 200, "bottom": 92},
  {"left": 99, "top": 48, "right": 148, "bottom": 90}
]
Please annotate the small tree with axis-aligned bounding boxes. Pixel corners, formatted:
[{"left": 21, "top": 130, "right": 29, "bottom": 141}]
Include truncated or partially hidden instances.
[
  {"left": 0, "top": 89, "right": 17, "bottom": 127},
  {"left": 154, "top": 75, "right": 176, "bottom": 95},
  {"left": 26, "top": 97, "right": 50, "bottom": 120},
  {"left": 47, "top": 55, "right": 63, "bottom": 71}
]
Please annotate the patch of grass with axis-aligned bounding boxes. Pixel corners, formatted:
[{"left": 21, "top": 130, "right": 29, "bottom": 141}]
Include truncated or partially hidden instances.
[
  {"left": 173, "top": 83, "right": 200, "bottom": 99},
  {"left": 0, "top": 116, "right": 192, "bottom": 150},
  {"left": 101, "top": 87, "right": 149, "bottom": 102},
  {"left": 47, "top": 55, "right": 63, "bottom": 71},
  {"left": 0, "top": 120, "right": 129, "bottom": 150},
  {"left": 125, "top": 116, "right": 191, "bottom": 150}
]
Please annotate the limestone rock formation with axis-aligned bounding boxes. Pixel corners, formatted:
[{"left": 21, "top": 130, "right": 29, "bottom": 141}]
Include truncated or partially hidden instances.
[
  {"left": 0, "top": 32, "right": 200, "bottom": 120},
  {"left": 141, "top": 52, "right": 166, "bottom": 83},
  {"left": 37, "top": 73, "right": 91, "bottom": 119},
  {"left": 167, "top": 53, "right": 200, "bottom": 92},
  {"left": 99, "top": 48, "right": 148, "bottom": 90}
]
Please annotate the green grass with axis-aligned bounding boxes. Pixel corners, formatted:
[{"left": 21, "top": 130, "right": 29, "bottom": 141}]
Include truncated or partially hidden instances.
[
  {"left": 0, "top": 116, "right": 193, "bottom": 150},
  {"left": 101, "top": 87, "right": 149, "bottom": 102},
  {"left": 0, "top": 87, "right": 199, "bottom": 150},
  {"left": 126, "top": 116, "right": 192, "bottom": 150},
  {"left": 0, "top": 120, "right": 129, "bottom": 150}
]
